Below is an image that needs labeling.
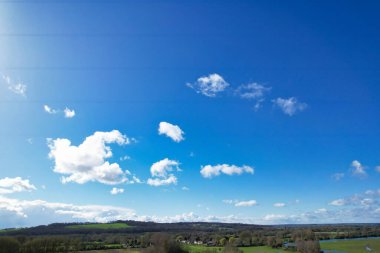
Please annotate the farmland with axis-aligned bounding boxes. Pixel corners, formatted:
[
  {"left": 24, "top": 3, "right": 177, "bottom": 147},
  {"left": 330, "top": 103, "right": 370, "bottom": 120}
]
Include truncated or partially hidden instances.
[
  {"left": 66, "top": 223, "right": 131, "bottom": 230},
  {"left": 320, "top": 237, "right": 380, "bottom": 253}
]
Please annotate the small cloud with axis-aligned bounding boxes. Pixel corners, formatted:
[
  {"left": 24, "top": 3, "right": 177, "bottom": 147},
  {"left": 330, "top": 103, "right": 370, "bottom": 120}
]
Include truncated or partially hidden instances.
[
  {"left": 200, "top": 164, "right": 254, "bottom": 178},
  {"left": 44, "top": 105, "right": 58, "bottom": 114},
  {"left": 375, "top": 166, "right": 380, "bottom": 173},
  {"left": 147, "top": 158, "right": 181, "bottom": 187},
  {"left": 189, "top": 152, "right": 195, "bottom": 157},
  {"left": 223, "top": 199, "right": 258, "bottom": 207},
  {"left": 182, "top": 186, "right": 190, "bottom": 191},
  {"left": 44, "top": 105, "right": 76, "bottom": 118},
  {"left": 64, "top": 108, "right": 75, "bottom": 118},
  {"left": 273, "top": 202, "right": 286, "bottom": 208},
  {"left": 158, "top": 122, "right": 185, "bottom": 142},
  {"left": 272, "top": 97, "right": 307, "bottom": 116},
  {"left": 351, "top": 160, "right": 367, "bottom": 178},
  {"left": 120, "top": 155, "right": 131, "bottom": 161},
  {"left": 26, "top": 138, "right": 33, "bottom": 144},
  {"left": 235, "top": 83, "right": 271, "bottom": 111},
  {"left": 110, "top": 187, "right": 124, "bottom": 195},
  {"left": 186, "top": 73, "right": 229, "bottom": 97},
  {"left": 235, "top": 200, "right": 257, "bottom": 207},
  {"left": 332, "top": 173, "right": 345, "bottom": 181},
  {"left": 329, "top": 198, "right": 346, "bottom": 206}
]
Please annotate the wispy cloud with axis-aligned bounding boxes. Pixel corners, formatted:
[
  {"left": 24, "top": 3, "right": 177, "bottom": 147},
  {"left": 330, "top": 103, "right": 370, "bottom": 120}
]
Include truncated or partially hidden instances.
[
  {"left": 235, "top": 83, "right": 271, "bottom": 111},
  {"left": 273, "top": 202, "right": 286, "bottom": 208},
  {"left": 186, "top": 73, "right": 229, "bottom": 97},
  {"left": 200, "top": 164, "right": 254, "bottom": 178},
  {"left": 272, "top": 97, "right": 307, "bottom": 116},
  {"left": 0, "top": 177, "right": 36, "bottom": 195},
  {"left": 2, "top": 75, "right": 27, "bottom": 97},
  {"left": 332, "top": 172, "right": 345, "bottom": 181},
  {"left": 329, "top": 189, "right": 380, "bottom": 207},
  {"left": 44, "top": 105, "right": 76, "bottom": 118},
  {"left": 44, "top": 105, "right": 58, "bottom": 114},
  {"left": 158, "top": 122, "right": 185, "bottom": 142},
  {"left": 223, "top": 199, "right": 258, "bottom": 207}
]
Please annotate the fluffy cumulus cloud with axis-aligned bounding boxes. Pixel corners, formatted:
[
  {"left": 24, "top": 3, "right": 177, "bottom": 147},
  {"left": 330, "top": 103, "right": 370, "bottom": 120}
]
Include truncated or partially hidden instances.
[
  {"left": 110, "top": 187, "right": 124, "bottom": 195},
  {"left": 47, "top": 130, "right": 139, "bottom": 185},
  {"left": 64, "top": 108, "right": 76, "bottom": 118},
  {"left": 272, "top": 97, "right": 307, "bottom": 116},
  {"left": 186, "top": 73, "right": 229, "bottom": 97},
  {"left": 0, "top": 177, "right": 36, "bottom": 195},
  {"left": 200, "top": 164, "right": 254, "bottom": 178},
  {"left": 273, "top": 202, "right": 286, "bottom": 208},
  {"left": 2, "top": 75, "right": 27, "bottom": 96},
  {"left": 158, "top": 122, "right": 185, "bottom": 142},
  {"left": 351, "top": 160, "right": 367, "bottom": 177},
  {"left": 147, "top": 158, "right": 181, "bottom": 186}
]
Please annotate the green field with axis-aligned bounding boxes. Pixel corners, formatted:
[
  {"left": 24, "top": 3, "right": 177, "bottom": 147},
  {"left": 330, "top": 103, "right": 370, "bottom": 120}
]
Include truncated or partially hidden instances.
[
  {"left": 186, "top": 245, "right": 285, "bottom": 253},
  {"left": 80, "top": 250, "right": 140, "bottom": 253},
  {"left": 320, "top": 238, "right": 380, "bottom": 253},
  {"left": 66, "top": 223, "right": 131, "bottom": 230}
]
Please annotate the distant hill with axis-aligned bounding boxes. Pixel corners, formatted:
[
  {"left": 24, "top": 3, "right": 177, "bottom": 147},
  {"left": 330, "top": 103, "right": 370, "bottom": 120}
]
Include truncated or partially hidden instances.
[{"left": 1, "top": 221, "right": 380, "bottom": 237}]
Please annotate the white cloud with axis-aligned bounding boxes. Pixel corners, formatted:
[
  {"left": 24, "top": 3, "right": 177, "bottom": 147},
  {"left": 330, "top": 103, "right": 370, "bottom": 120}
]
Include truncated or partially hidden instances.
[
  {"left": 158, "top": 122, "right": 185, "bottom": 142},
  {"left": 64, "top": 108, "right": 76, "bottom": 118},
  {"left": 235, "top": 200, "right": 257, "bottom": 207},
  {"left": 0, "top": 177, "right": 36, "bottom": 195},
  {"left": 200, "top": 164, "right": 254, "bottom": 178},
  {"left": 273, "top": 202, "right": 286, "bottom": 208},
  {"left": 272, "top": 97, "right": 307, "bottom": 116},
  {"left": 44, "top": 105, "right": 58, "bottom": 114},
  {"left": 376, "top": 166, "right": 380, "bottom": 173},
  {"left": 120, "top": 155, "right": 131, "bottom": 161},
  {"left": 147, "top": 175, "right": 177, "bottom": 187},
  {"left": 223, "top": 199, "right": 258, "bottom": 207},
  {"left": 329, "top": 189, "right": 380, "bottom": 208},
  {"left": 2, "top": 75, "right": 27, "bottom": 97},
  {"left": 329, "top": 198, "right": 346, "bottom": 206},
  {"left": 47, "top": 130, "right": 136, "bottom": 185},
  {"left": 351, "top": 160, "right": 367, "bottom": 177},
  {"left": 110, "top": 187, "right": 124, "bottom": 195},
  {"left": 147, "top": 158, "right": 181, "bottom": 186},
  {"left": 182, "top": 186, "right": 190, "bottom": 191},
  {"left": 332, "top": 173, "right": 345, "bottom": 181},
  {"left": 263, "top": 214, "right": 287, "bottom": 221},
  {"left": 186, "top": 73, "right": 229, "bottom": 97},
  {"left": 235, "top": 83, "right": 271, "bottom": 99}
]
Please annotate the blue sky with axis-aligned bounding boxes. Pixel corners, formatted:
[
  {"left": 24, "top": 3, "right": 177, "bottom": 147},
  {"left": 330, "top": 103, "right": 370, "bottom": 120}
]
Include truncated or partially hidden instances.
[{"left": 0, "top": 0, "right": 380, "bottom": 228}]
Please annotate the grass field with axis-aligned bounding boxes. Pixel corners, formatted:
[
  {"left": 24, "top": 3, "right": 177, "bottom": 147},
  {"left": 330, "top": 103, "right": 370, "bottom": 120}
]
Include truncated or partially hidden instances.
[
  {"left": 186, "top": 245, "right": 285, "bottom": 253},
  {"left": 80, "top": 250, "right": 140, "bottom": 253},
  {"left": 320, "top": 238, "right": 380, "bottom": 253},
  {"left": 66, "top": 223, "right": 131, "bottom": 230}
]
